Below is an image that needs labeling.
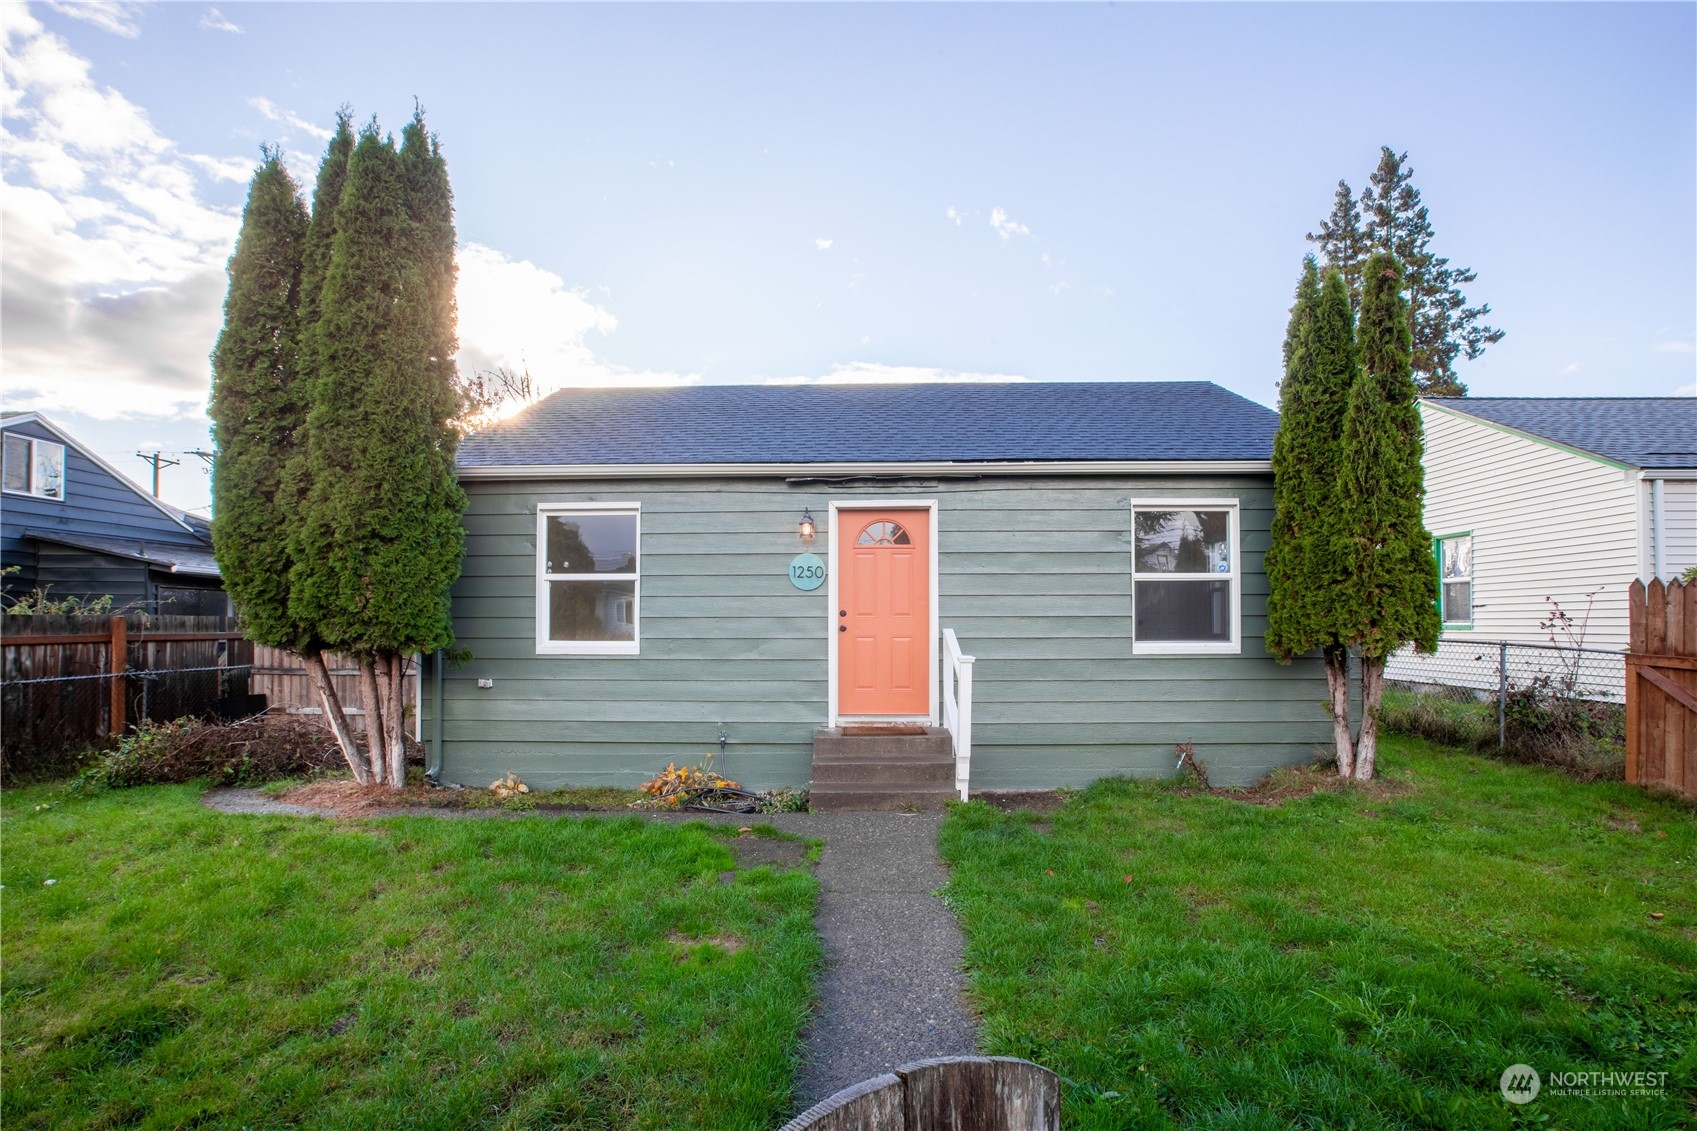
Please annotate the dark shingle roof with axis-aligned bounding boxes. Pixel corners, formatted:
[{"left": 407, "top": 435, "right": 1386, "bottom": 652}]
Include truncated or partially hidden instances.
[
  {"left": 1425, "top": 397, "right": 1697, "bottom": 470},
  {"left": 21, "top": 530, "right": 221, "bottom": 577},
  {"left": 457, "top": 382, "right": 1277, "bottom": 469}
]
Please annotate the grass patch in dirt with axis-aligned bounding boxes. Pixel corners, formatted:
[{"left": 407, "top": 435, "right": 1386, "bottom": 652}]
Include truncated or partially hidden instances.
[
  {"left": 1, "top": 783, "right": 821, "bottom": 1130},
  {"left": 939, "top": 734, "right": 1697, "bottom": 1130}
]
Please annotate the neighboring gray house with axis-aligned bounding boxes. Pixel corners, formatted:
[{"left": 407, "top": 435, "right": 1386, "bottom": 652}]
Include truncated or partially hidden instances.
[
  {"left": 426, "top": 381, "right": 1337, "bottom": 802},
  {"left": 0, "top": 412, "right": 224, "bottom": 615},
  {"left": 1415, "top": 397, "right": 1697, "bottom": 653}
]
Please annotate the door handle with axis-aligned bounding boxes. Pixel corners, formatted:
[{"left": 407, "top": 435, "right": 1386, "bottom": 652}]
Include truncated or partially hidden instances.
[
  {"left": 839, "top": 609, "right": 847, "bottom": 617},
  {"left": 839, "top": 625, "right": 847, "bottom": 632}
]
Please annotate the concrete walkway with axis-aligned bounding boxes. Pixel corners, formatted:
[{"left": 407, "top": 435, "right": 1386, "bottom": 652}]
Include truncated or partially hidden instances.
[
  {"left": 201, "top": 792, "right": 979, "bottom": 1104},
  {"left": 787, "top": 811, "right": 978, "bottom": 1104}
]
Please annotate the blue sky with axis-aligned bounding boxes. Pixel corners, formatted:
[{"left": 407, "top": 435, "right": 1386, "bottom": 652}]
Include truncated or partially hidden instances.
[{"left": 3, "top": 1, "right": 1693, "bottom": 513}]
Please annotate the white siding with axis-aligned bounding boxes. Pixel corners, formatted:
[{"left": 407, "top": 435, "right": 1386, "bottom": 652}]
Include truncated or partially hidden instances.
[
  {"left": 1653, "top": 478, "right": 1697, "bottom": 579},
  {"left": 1418, "top": 402, "right": 1639, "bottom": 652}
]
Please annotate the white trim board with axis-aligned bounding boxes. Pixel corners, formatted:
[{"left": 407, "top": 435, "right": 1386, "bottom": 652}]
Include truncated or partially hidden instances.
[
  {"left": 459, "top": 459, "right": 1272, "bottom": 481},
  {"left": 826, "top": 498, "right": 940, "bottom": 728}
]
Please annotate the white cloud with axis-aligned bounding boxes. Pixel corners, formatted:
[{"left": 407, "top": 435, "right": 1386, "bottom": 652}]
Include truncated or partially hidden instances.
[
  {"left": 764, "top": 362, "right": 1029, "bottom": 386},
  {"left": 1559, "top": 361, "right": 1581, "bottom": 376},
  {"left": 182, "top": 152, "right": 256, "bottom": 183},
  {"left": 2, "top": 6, "right": 248, "bottom": 418},
  {"left": 945, "top": 206, "right": 964, "bottom": 225},
  {"left": 1673, "top": 382, "right": 1697, "bottom": 397},
  {"left": 1652, "top": 338, "right": 1694, "bottom": 354},
  {"left": 247, "top": 96, "right": 332, "bottom": 142},
  {"left": 199, "top": 7, "right": 240, "bottom": 33},
  {"left": 815, "top": 237, "right": 833, "bottom": 251},
  {"left": 989, "top": 207, "right": 1031, "bottom": 240},
  {"left": 1048, "top": 281, "right": 1071, "bottom": 295},
  {"left": 455, "top": 243, "right": 695, "bottom": 400},
  {"left": 44, "top": 1, "right": 138, "bottom": 37}
]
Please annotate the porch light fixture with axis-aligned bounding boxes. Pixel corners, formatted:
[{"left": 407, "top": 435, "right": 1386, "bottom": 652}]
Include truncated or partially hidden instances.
[{"left": 798, "top": 508, "right": 816, "bottom": 543}]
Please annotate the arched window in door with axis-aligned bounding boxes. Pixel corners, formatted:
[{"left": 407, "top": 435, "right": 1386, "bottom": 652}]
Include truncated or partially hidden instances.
[{"left": 857, "top": 520, "right": 911, "bottom": 546}]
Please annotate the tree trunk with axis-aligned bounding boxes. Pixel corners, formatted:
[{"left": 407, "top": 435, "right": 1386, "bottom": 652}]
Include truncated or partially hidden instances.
[
  {"left": 1324, "top": 644, "right": 1354, "bottom": 778},
  {"left": 379, "top": 651, "right": 407, "bottom": 788},
  {"left": 357, "top": 657, "right": 392, "bottom": 787},
  {"left": 302, "top": 649, "right": 370, "bottom": 785},
  {"left": 1355, "top": 655, "right": 1385, "bottom": 781}
]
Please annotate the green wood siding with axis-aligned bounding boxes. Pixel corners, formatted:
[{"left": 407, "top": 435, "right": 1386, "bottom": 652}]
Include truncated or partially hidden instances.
[{"left": 432, "top": 474, "right": 1335, "bottom": 790}]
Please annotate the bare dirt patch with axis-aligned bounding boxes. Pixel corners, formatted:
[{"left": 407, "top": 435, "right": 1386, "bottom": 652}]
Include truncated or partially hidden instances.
[
  {"left": 728, "top": 835, "right": 810, "bottom": 871},
  {"left": 1200, "top": 761, "right": 1415, "bottom": 808},
  {"left": 974, "top": 790, "right": 1070, "bottom": 814},
  {"left": 279, "top": 779, "right": 431, "bottom": 814},
  {"left": 668, "top": 931, "right": 746, "bottom": 956}
]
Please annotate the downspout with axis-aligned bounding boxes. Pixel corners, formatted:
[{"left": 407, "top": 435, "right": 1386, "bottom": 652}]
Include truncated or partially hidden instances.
[
  {"left": 430, "top": 647, "right": 444, "bottom": 779},
  {"left": 1651, "top": 478, "right": 1665, "bottom": 581}
]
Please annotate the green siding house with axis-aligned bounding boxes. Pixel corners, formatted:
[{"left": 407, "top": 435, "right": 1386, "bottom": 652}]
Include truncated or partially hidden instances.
[{"left": 427, "top": 381, "right": 1333, "bottom": 798}]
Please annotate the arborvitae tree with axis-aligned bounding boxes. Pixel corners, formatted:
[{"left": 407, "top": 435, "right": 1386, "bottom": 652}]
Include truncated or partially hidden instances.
[
  {"left": 297, "top": 109, "right": 354, "bottom": 332},
  {"left": 290, "top": 116, "right": 465, "bottom": 788},
  {"left": 1337, "top": 253, "right": 1440, "bottom": 779},
  {"left": 1266, "top": 260, "right": 1363, "bottom": 774},
  {"left": 1266, "top": 258, "right": 1322, "bottom": 656},
  {"left": 1308, "top": 148, "right": 1502, "bottom": 396},
  {"left": 282, "top": 112, "right": 370, "bottom": 778},
  {"left": 209, "top": 149, "right": 308, "bottom": 649}
]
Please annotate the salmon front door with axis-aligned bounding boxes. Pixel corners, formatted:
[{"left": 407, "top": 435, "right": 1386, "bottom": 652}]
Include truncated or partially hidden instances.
[{"left": 836, "top": 507, "right": 932, "bottom": 717}]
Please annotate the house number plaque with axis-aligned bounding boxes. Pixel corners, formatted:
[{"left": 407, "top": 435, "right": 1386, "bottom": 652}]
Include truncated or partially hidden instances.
[{"left": 789, "top": 553, "right": 826, "bottom": 591}]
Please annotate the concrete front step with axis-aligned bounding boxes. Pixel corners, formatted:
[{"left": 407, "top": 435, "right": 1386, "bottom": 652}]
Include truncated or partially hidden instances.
[
  {"left": 810, "top": 727, "right": 960, "bottom": 810},
  {"left": 808, "top": 783, "right": 959, "bottom": 812},
  {"left": 812, "top": 757, "right": 954, "bottom": 786},
  {"left": 813, "top": 726, "right": 953, "bottom": 762}
]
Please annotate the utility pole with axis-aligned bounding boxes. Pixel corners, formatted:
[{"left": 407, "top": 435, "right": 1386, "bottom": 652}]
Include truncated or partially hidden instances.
[{"left": 135, "top": 451, "right": 180, "bottom": 498}]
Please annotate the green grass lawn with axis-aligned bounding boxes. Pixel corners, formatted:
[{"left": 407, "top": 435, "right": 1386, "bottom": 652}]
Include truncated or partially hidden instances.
[
  {"left": 1, "top": 785, "right": 820, "bottom": 1130},
  {"left": 939, "top": 736, "right": 1696, "bottom": 1130}
]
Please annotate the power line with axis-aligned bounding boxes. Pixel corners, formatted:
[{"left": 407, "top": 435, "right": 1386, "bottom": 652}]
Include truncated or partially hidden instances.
[{"left": 134, "top": 451, "right": 180, "bottom": 498}]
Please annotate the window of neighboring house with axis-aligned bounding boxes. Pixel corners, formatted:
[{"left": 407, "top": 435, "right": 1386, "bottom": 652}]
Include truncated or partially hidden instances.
[
  {"left": 2, "top": 434, "right": 65, "bottom": 500},
  {"left": 1439, "top": 534, "right": 1473, "bottom": 627},
  {"left": 536, "top": 504, "right": 640, "bottom": 654},
  {"left": 1131, "top": 503, "right": 1240, "bottom": 654}
]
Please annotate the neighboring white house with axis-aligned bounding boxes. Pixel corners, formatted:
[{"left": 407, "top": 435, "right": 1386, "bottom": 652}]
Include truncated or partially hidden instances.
[{"left": 1415, "top": 396, "right": 1697, "bottom": 654}]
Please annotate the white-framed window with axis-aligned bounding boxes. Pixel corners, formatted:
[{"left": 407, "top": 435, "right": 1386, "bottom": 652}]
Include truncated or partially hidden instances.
[
  {"left": 1131, "top": 501, "right": 1240, "bottom": 655},
  {"left": 2, "top": 434, "right": 65, "bottom": 500},
  {"left": 1438, "top": 533, "right": 1473, "bottom": 627},
  {"left": 535, "top": 503, "right": 640, "bottom": 655}
]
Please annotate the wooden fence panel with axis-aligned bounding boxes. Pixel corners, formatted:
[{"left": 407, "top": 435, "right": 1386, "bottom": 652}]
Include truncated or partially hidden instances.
[
  {"left": 250, "top": 644, "right": 417, "bottom": 735},
  {"left": 1, "top": 614, "right": 253, "bottom": 771},
  {"left": 1627, "top": 578, "right": 1696, "bottom": 797}
]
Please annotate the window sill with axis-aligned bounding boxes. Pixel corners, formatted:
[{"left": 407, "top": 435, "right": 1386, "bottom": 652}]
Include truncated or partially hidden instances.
[
  {"left": 1132, "top": 642, "right": 1241, "bottom": 656},
  {"left": 535, "top": 641, "right": 640, "bottom": 657}
]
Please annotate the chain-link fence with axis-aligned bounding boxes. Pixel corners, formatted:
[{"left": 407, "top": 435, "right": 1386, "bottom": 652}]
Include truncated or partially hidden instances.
[
  {"left": 1, "top": 664, "right": 261, "bottom": 780},
  {"left": 1383, "top": 638, "right": 1626, "bottom": 758},
  {"left": 2, "top": 615, "right": 261, "bottom": 780}
]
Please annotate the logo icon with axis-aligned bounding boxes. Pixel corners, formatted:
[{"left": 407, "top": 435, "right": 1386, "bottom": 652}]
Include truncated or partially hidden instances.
[{"left": 1500, "top": 1064, "right": 1540, "bottom": 1104}]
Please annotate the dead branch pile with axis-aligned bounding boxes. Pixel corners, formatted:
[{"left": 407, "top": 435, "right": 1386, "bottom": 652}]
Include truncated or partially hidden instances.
[{"left": 89, "top": 714, "right": 347, "bottom": 788}]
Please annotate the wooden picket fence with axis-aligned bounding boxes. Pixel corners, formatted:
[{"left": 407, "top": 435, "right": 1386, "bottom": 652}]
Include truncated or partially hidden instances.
[{"left": 1626, "top": 578, "right": 1696, "bottom": 797}]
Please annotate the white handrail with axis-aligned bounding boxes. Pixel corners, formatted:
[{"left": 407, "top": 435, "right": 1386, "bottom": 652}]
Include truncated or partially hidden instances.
[{"left": 941, "top": 628, "right": 975, "bottom": 801}]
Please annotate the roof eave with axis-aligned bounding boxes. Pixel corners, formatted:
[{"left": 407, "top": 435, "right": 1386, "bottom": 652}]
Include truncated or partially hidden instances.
[{"left": 455, "top": 458, "right": 1273, "bottom": 481}]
